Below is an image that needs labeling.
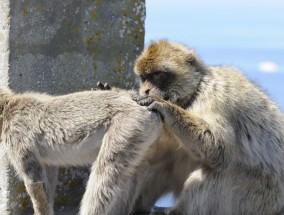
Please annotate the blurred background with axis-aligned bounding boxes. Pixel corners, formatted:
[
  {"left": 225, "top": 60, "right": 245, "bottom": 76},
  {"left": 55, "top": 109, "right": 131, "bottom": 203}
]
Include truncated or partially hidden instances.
[{"left": 146, "top": 0, "right": 284, "bottom": 207}]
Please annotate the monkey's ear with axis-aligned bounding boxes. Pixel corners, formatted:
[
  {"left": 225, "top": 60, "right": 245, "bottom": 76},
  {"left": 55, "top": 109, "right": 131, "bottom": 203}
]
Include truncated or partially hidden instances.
[
  {"left": 186, "top": 51, "right": 198, "bottom": 65},
  {"left": 185, "top": 51, "right": 204, "bottom": 71}
]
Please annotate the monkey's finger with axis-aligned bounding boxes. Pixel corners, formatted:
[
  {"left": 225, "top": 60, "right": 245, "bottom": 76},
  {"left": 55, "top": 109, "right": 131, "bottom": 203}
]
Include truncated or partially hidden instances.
[
  {"left": 147, "top": 102, "right": 165, "bottom": 121},
  {"left": 152, "top": 206, "right": 170, "bottom": 214},
  {"left": 166, "top": 209, "right": 184, "bottom": 215},
  {"left": 147, "top": 101, "right": 162, "bottom": 111},
  {"left": 139, "top": 98, "right": 154, "bottom": 106},
  {"left": 103, "top": 83, "right": 111, "bottom": 90},
  {"left": 135, "top": 96, "right": 155, "bottom": 106},
  {"left": 132, "top": 94, "right": 144, "bottom": 101},
  {"left": 97, "top": 81, "right": 104, "bottom": 90},
  {"left": 133, "top": 95, "right": 154, "bottom": 104}
]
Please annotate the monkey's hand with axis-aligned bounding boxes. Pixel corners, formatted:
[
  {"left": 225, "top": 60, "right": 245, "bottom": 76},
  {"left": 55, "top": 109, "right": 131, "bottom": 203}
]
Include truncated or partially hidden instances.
[
  {"left": 133, "top": 95, "right": 174, "bottom": 123},
  {"left": 96, "top": 81, "right": 111, "bottom": 90}
]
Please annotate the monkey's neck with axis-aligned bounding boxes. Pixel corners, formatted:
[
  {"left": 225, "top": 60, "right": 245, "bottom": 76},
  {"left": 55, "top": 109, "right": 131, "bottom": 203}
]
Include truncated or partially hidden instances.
[{"left": 177, "top": 77, "right": 204, "bottom": 109}]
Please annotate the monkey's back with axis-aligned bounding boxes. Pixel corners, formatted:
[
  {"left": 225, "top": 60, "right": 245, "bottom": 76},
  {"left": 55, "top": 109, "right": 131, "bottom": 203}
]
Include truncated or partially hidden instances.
[
  {"left": 1, "top": 90, "right": 162, "bottom": 166},
  {"left": 188, "top": 66, "right": 284, "bottom": 214}
]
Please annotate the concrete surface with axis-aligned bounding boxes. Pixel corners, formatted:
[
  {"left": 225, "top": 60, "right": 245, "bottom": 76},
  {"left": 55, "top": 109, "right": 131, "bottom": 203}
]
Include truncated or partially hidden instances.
[{"left": 0, "top": 0, "right": 145, "bottom": 214}]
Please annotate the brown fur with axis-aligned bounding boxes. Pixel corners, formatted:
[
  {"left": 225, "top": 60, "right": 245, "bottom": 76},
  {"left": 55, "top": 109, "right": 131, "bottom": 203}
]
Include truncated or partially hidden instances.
[{"left": 134, "top": 40, "right": 284, "bottom": 215}]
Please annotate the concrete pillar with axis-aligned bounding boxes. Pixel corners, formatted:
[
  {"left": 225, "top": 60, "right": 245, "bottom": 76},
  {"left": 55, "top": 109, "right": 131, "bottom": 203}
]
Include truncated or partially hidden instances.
[{"left": 0, "top": 0, "right": 145, "bottom": 214}]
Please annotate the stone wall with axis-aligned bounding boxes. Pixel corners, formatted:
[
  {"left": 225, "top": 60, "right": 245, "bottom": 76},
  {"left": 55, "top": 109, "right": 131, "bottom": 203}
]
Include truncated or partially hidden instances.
[{"left": 0, "top": 0, "right": 145, "bottom": 214}]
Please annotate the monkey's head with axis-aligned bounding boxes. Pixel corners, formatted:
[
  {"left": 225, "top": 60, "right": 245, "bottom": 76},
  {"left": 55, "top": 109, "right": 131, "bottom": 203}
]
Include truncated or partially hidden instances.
[
  {"left": 134, "top": 40, "right": 205, "bottom": 107},
  {"left": 0, "top": 87, "right": 13, "bottom": 113},
  {"left": 0, "top": 87, "right": 13, "bottom": 138}
]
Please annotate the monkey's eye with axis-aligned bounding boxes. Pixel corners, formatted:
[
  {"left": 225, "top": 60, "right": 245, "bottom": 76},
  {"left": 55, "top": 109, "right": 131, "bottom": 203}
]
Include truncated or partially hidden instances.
[
  {"left": 150, "top": 71, "right": 171, "bottom": 85},
  {"left": 146, "top": 71, "right": 173, "bottom": 88},
  {"left": 140, "top": 75, "right": 146, "bottom": 83},
  {"left": 151, "top": 71, "right": 163, "bottom": 82}
]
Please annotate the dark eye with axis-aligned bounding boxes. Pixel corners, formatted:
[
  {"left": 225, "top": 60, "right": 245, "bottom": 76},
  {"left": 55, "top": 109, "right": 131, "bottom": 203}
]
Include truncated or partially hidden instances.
[
  {"left": 151, "top": 71, "right": 172, "bottom": 84},
  {"left": 140, "top": 75, "right": 146, "bottom": 82},
  {"left": 151, "top": 71, "right": 163, "bottom": 81},
  {"left": 140, "top": 71, "right": 175, "bottom": 89}
]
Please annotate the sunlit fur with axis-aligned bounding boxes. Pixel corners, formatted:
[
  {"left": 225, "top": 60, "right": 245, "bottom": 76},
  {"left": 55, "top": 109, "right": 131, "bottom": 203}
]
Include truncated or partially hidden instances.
[
  {"left": 134, "top": 40, "right": 284, "bottom": 214},
  {"left": 0, "top": 87, "right": 162, "bottom": 215},
  {"left": 134, "top": 40, "right": 205, "bottom": 107}
]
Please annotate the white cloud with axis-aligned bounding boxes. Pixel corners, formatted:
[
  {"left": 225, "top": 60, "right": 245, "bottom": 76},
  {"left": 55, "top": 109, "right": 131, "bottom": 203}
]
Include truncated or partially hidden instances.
[{"left": 258, "top": 61, "right": 279, "bottom": 73}]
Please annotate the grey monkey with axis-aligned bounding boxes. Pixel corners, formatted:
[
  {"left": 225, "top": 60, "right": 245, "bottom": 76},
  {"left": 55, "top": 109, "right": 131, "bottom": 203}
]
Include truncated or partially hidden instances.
[
  {"left": 134, "top": 40, "right": 284, "bottom": 215},
  {"left": 0, "top": 87, "right": 162, "bottom": 215}
]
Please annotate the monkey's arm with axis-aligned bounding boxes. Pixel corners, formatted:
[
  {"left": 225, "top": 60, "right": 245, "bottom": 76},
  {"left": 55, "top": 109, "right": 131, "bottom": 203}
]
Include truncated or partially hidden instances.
[{"left": 135, "top": 96, "right": 230, "bottom": 169}]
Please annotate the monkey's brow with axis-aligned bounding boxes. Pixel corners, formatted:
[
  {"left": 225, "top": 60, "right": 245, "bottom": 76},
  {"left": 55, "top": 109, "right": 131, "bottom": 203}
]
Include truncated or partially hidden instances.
[{"left": 140, "top": 74, "right": 151, "bottom": 79}]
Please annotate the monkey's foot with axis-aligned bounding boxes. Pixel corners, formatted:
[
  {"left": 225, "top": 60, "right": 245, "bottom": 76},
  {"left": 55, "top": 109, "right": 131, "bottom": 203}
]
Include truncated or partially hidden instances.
[
  {"left": 166, "top": 208, "right": 184, "bottom": 215},
  {"left": 151, "top": 206, "right": 171, "bottom": 215}
]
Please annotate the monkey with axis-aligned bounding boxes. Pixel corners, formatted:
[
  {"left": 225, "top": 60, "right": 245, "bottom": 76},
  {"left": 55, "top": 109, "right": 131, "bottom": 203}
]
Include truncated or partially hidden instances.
[
  {"left": 0, "top": 87, "right": 163, "bottom": 215},
  {"left": 91, "top": 81, "right": 198, "bottom": 215},
  {"left": 133, "top": 40, "right": 284, "bottom": 215}
]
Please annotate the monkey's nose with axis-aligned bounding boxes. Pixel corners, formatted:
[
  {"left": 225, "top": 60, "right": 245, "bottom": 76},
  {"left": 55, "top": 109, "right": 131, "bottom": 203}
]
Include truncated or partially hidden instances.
[{"left": 145, "top": 89, "right": 150, "bottom": 95}]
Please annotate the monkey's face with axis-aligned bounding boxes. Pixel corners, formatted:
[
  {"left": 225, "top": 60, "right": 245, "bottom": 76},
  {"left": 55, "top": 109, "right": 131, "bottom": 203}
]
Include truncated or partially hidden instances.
[
  {"left": 134, "top": 40, "right": 204, "bottom": 106},
  {"left": 138, "top": 70, "right": 178, "bottom": 103}
]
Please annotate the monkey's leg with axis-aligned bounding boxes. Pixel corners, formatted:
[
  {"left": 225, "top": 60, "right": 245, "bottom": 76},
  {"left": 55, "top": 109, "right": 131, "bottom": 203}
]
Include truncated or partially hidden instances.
[
  {"left": 170, "top": 168, "right": 284, "bottom": 215},
  {"left": 44, "top": 165, "right": 58, "bottom": 210},
  {"left": 108, "top": 173, "right": 140, "bottom": 215},
  {"left": 15, "top": 151, "right": 52, "bottom": 215},
  {"left": 80, "top": 163, "right": 137, "bottom": 215},
  {"left": 167, "top": 210, "right": 184, "bottom": 215},
  {"left": 134, "top": 167, "right": 176, "bottom": 213},
  {"left": 167, "top": 168, "right": 226, "bottom": 215},
  {"left": 166, "top": 169, "right": 205, "bottom": 215},
  {"left": 80, "top": 111, "right": 162, "bottom": 215},
  {"left": 80, "top": 134, "right": 147, "bottom": 215}
]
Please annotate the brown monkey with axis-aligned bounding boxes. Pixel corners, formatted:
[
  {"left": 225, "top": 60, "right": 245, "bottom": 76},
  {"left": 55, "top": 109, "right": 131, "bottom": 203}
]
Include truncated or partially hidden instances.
[{"left": 133, "top": 40, "right": 284, "bottom": 215}]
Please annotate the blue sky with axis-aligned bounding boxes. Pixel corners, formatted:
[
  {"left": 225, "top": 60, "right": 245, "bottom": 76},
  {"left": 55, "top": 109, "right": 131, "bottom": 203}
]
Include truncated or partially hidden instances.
[{"left": 145, "top": 0, "right": 284, "bottom": 112}]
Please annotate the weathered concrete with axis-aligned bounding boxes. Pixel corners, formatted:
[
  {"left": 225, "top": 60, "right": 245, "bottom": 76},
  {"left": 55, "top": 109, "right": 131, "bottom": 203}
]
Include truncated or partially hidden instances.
[{"left": 0, "top": 0, "right": 145, "bottom": 214}]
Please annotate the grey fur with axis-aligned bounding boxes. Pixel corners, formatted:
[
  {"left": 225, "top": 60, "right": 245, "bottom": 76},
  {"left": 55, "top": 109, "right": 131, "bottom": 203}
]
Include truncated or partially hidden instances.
[
  {"left": 134, "top": 40, "right": 284, "bottom": 215},
  {"left": 0, "top": 88, "right": 162, "bottom": 215}
]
